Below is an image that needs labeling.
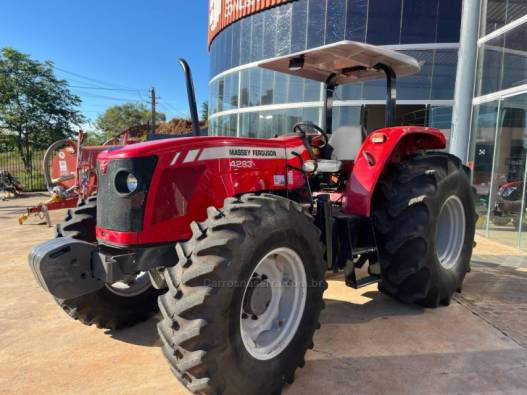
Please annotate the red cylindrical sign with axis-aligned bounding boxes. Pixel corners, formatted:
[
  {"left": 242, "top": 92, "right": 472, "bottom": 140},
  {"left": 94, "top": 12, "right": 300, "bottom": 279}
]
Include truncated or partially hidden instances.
[{"left": 208, "top": 0, "right": 292, "bottom": 48}]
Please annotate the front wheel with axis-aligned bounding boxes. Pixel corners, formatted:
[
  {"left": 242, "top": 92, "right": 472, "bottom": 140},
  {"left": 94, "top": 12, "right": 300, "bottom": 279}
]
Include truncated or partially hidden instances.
[
  {"left": 372, "top": 152, "right": 477, "bottom": 307},
  {"left": 55, "top": 196, "right": 161, "bottom": 330},
  {"left": 158, "top": 194, "right": 326, "bottom": 394}
]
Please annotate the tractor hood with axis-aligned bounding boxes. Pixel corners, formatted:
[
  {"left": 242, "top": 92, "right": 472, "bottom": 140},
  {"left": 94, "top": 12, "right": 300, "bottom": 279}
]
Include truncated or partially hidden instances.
[
  {"left": 97, "top": 135, "right": 303, "bottom": 161},
  {"left": 95, "top": 135, "right": 310, "bottom": 247}
]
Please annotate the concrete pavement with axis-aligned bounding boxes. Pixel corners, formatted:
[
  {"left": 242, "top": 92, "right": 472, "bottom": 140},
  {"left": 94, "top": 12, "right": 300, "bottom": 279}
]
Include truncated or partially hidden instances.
[{"left": 1, "top": 194, "right": 527, "bottom": 394}]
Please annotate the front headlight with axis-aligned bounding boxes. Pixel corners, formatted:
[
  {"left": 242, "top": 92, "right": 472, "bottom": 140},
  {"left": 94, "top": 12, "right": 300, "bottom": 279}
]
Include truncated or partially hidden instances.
[
  {"left": 115, "top": 170, "right": 139, "bottom": 194},
  {"left": 126, "top": 173, "right": 138, "bottom": 193}
]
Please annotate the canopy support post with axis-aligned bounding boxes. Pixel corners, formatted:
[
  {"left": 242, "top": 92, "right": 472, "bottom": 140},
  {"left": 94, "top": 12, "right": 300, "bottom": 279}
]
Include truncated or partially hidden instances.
[{"left": 374, "top": 63, "right": 397, "bottom": 128}]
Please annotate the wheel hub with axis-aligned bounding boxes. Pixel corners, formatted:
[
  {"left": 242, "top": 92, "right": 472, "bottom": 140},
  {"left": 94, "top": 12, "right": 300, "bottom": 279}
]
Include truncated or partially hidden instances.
[
  {"left": 435, "top": 195, "right": 466, "bottom": 270},
  {"left": 105, "top": 272, "right": 151, "bottom": 297},
  {"left": 243, "top": 275, "right": 272, "bottom": 317},
  {"left": 240, "top": 247, "right": 307, "bottom": 361}
]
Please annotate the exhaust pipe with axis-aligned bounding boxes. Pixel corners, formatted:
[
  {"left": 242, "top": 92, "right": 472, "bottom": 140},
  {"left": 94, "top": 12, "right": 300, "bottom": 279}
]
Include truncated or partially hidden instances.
[{"left": 178, "top": 58, "right": 200, "bottom": 137}]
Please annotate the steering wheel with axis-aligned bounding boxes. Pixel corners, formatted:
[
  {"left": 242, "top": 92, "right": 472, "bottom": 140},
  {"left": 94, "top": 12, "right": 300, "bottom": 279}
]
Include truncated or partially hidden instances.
[{"left": 293, "top": 122, "right": 329, "bottom": 149}]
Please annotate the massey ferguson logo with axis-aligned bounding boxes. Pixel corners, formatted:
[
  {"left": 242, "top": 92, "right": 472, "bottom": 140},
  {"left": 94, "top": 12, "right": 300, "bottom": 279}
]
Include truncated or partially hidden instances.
[
  {"left": 252, "top": 149, "right": 278, "bottom": 157},
  {"left": 229, "top": 148, "right": 278, "bottom": 157},
  {"left": 209, "top": 0, "right": 222, "bottom": 32}
]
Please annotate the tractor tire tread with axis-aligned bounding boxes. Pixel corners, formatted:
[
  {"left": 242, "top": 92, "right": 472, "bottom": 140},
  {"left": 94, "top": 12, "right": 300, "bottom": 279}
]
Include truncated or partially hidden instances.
[
  {"left": 372, "top": 152, "right": 476, "bottom": 307},
  {"left": 158, "top": 193, "right": 326, "bottom": 395}
]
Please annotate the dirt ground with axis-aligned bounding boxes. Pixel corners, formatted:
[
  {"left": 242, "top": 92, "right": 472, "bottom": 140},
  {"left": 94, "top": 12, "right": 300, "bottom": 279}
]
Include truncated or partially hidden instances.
[{"left": 2, "top": 194, "right": 527, "bottom": 394}]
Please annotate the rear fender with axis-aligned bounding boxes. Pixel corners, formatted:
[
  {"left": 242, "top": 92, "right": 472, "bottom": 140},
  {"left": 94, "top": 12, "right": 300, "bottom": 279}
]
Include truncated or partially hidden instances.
[{"left": 343, "top": 126, "right": 446, "bottom": 217}]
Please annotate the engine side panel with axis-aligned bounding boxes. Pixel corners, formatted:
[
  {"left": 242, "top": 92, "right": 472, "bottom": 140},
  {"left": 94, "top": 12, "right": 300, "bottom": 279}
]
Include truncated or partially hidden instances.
[{"left": 343, "top": 126, "right": 446, "bottom": 217}]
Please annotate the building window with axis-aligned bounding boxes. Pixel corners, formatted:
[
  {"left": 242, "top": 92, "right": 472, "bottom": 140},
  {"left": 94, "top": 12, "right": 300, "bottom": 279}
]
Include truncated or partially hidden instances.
[
  {"left": 477, "top": 21, "right": 527, "bottom": 97},
  {"left": 431, "top": 50, "right": 459, "bottom": 100},
  {"left": 237, "top": 107, "right": 322, "bottom": 138},
  {"left": 471, "top": 102, "right": 501, "bottom": 232},
  {"left": 346, "top": 0, "right": 368, "bottom": 42},
  {"left": 482, "top": 0, "right": 527, "bottom": 36},
  {"left": 471, "top": 94, "right": 527, "bottom": 248},
  {"left": 366, "top": 0, "right": 402, "bottom": 45},
  {"left": 401, "top": 0, "right": 439, "bottom": 44},
  {"left": 210, "top": 0, "right": 462, "bottom": 78}
]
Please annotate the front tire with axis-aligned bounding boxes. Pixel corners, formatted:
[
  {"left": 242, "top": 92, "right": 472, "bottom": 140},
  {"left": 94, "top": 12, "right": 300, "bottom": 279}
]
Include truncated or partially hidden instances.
[
  {"left": 372, "top": 152, "right": 477, "bottom": 307},
  {"left": 55, "top": 196, "right": 160, "bottom": 330},
  {"left": 158, "top": 194, "right": 326, "bottom": 394}
]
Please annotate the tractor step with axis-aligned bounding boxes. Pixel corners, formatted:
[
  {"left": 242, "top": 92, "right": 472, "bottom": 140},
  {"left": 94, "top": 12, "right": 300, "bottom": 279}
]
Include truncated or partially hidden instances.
[
  {"left": 345, "top": 264, "right": 381, "bottom": 289},
  {"left": 348, "top": 274, "right": 381, "bottom": 288},
  {"left": 345, "top": 246, "right": 380, "bottom": 289},
  {"left": 352, "top": 247, "right": 377, "bottom": 257}
]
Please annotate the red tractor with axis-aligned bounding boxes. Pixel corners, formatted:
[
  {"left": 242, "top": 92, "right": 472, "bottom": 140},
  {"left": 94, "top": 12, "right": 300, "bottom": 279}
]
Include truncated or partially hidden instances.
[
  {"left": 492, "top": 180, "right": 525, "bottom": 227},
  {"left": 28, "top": 42, "right": 476, "bottom": 394}
]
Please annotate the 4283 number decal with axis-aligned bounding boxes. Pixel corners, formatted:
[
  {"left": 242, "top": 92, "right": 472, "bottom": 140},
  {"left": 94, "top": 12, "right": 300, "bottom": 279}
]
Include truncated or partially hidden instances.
[{"left": 229, "top": 160, "right": 255, "bottom": 169}]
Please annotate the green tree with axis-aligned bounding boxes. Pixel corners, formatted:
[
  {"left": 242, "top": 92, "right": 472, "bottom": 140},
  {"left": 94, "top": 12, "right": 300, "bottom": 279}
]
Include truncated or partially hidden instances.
[
  {"left": 0, "top": 48, "right": 85, "bottom": 171},
  {"left": 96, "top": 103, "right": 165, "bottom": 138},
  {"left": 201, "top": 101, "right": 209, "bottom": 122},
  {"left": 84, "top": 130, "right": 107, "bottom": 146}
]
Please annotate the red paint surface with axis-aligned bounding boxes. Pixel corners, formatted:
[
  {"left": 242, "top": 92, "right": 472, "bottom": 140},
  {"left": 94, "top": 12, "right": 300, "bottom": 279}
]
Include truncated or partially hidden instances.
[
  {"left": 49, "top": 141, "right": 78, "bottom": 190},
  {"left": 48, "top": 139, "right": 105, "bottom": 198},
  {"left": 76, "top": 146, "right": 105, "bottom": 197},
  {"left": 96, "top": 128, "right": 446, "bottom": 247},
  {"left": 343, "top": 126, "right": 446, "bottom": 216},
  {"left": 27, "top": 197, "right": 77, "bottom": 215},
  {"left": 96, "top": 135, "right": 310, "bottom": 246}
]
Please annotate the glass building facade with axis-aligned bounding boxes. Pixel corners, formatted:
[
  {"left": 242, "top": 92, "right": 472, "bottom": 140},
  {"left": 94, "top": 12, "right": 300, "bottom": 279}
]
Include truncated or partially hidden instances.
[
  {"left": 208, "top": 0, "right": 462, "bottom": 140},
  {"left": 471, "top": 0, "right": 527, "bottom": 249}
]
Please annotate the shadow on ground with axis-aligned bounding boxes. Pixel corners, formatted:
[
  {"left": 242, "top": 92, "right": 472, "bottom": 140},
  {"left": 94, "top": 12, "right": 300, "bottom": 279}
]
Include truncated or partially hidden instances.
[
  {"left": 106, "top": 313, "right": 162, "bottom": 347},
  {"left": 105, "top": 290, "right": 423, "bottom": 347},
  {"left": 322, "top": 291, "right": 424, "bottom": 325}
]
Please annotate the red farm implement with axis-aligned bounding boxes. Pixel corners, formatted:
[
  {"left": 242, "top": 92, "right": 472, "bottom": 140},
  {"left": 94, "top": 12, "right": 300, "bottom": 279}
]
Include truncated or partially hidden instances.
[{"left": 19, "top": 131, "right": 110, "bottom": 226}]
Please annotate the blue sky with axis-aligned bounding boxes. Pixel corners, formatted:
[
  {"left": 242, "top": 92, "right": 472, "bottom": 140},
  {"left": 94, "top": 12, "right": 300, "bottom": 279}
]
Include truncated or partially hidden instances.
[{"left": 1, "top": 0, "right": 210, "bottom": 128}]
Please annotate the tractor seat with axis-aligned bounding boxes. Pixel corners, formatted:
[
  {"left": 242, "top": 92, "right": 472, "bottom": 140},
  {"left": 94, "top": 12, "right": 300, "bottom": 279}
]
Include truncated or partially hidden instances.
[
  {"left": 316, "top": 159, "right": 343, "bottom": 173},
  {"left": 316, "top": 125, "right": 365, "bottom": 173}
]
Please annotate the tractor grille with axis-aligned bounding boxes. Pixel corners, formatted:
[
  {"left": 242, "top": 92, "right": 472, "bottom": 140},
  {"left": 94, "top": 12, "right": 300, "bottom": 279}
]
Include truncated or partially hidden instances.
[{"left": 96, "top": 156, "right": 157, "bottom": 233}]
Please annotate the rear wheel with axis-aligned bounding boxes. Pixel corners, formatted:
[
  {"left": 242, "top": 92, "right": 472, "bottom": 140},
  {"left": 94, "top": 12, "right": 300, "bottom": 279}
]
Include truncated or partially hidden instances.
[
  {"left": 158, "top": 194, "right": 326, "bottom": 394},
  {"left": 372, "top": 152, "right": 477, "bottom": 307},
  {"left": 55, "top": 196, "right": 160, "bottom": 330}
]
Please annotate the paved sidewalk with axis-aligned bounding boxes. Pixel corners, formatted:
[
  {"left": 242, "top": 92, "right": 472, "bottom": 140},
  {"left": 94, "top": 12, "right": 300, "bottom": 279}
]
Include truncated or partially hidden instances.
[
  {"left": 1, "top": 194, "right": 527, "bottom": 394},
  {"left": 473, "top": 234, "right": 527, "bottom": 270}
]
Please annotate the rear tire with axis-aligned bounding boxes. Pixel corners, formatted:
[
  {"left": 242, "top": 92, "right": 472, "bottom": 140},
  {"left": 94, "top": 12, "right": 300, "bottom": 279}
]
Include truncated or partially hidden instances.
[
  {"left": 55, "top": 196, "right": 160, "bottom": 330},
  {"left": 158, "top": 194, "right": 326, "bottom": 394},
  {"left": 372, "top": 152, "right": 477, "bottom": 307}
]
